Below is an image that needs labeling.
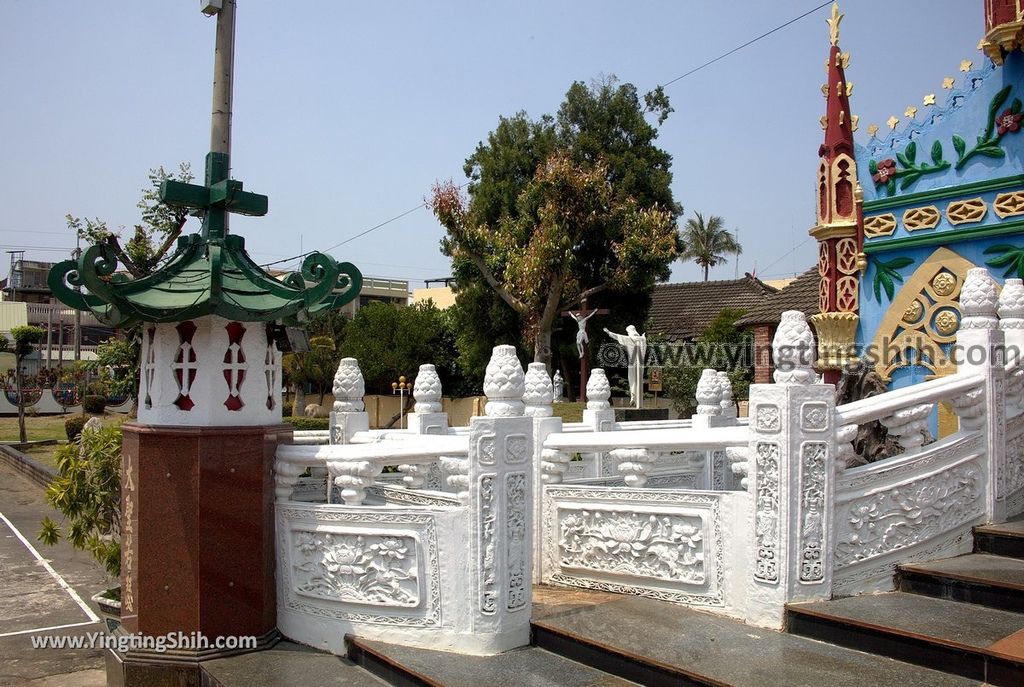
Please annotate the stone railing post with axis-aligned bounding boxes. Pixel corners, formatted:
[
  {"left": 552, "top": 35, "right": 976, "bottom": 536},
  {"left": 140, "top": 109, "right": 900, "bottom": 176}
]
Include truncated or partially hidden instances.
[
  {"left": 408, "top": 363, "right": 448, "bottom": 435},
  {"left": 999, "top": 278, "right": 1024, "bottom": 414},
  {"left": 718, "top": 371, "right": 738, "bottom": 419},
  {"left": 956, "top": 268, "right": 1008, "bottom": 522},
  {"left": 746, "top": 311, "right": 836, "bottom": 628},
  {"left": 524, "top": 362, "right": 563, "bottom": 583},
  {"left": 583, "top": 368, "right": 616, "bottom": 477},
  {"left": 467, "top": 345, "right": 533, "bottom": 651},
  {"left": 330, "top": 357, "right": 369, "bottom": 445}
]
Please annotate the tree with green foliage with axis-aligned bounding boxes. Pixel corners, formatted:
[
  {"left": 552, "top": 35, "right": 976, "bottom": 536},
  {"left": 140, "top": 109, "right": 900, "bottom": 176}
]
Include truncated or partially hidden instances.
[
  {"left": 662, "top": 308, "right": 752, "bottom": 417},
  {"left": 341, "top": 301, "right": 463, "bottom": 394},
  {"left": 282, "top": 335, "right": 338, "bottom": 414},
  {"left": 6, "top": 326, "right": 44, "bottom": 443},
  {"left": 678, "top": 212, "right": 743, "bottom": 281},
  {"left": 66, "top": 163, "right": 194, "bottom": 277},
  {"left": 431, "top": 76, "right": 682, "bottom": 373},
  {"left": 39, "top": 423, "right": 122, "bottom": 577}
]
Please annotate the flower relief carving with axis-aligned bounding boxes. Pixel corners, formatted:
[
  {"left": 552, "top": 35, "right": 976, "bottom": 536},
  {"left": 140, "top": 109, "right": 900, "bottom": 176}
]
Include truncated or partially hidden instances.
[
  {"left": 292, "top": 531, "right": 419, "bottom": 606},
  {"left": 835, "top": 460, "right": 983, "bottom": 567},
  {"left": 506, "top": 473, "right": 528, "bottom": 611},
  {"left": 505, "top": 434, "right": 529, "bottom": 465},
  {"left": 755, "top": 405, "right": 781, "bottom": 432},
  {"left": 558, "top": 508, "right": 706, "bottom": 584},
  {"left": 479, "top": 475, "right": 498, "bottom": 614},
  {"left": 754, "top": 442, "right": 781, "bottom": 584},
  {"left": 799, "top": 443, "right": 828, "bottom": 583},
  {"left": 801, "top": 403, "right": 829, "bottom": 432}
]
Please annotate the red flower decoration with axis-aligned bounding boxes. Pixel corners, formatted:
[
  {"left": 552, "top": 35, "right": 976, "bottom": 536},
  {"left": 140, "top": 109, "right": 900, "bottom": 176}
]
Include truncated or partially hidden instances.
[
  {"left": 872, "top": 159, "right": 896, "bottom": 184},
  {"left": 997, "top": 109, "right": 1023, "bottom": 135}
]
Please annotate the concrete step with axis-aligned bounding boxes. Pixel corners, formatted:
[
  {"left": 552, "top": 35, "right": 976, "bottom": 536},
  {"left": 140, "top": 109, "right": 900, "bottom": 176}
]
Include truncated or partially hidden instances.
[
  {"left": 531, "top": 590, "right": 980, "bottom": 687},
  {"left": 787, "top": 591, "right": 1024, "bottom": 686},
  {"left": 975, "top": 519, "right": 1024, "bottom": 559},
  {"left": 200, "top": 641, "right": 388, "bottom": 687},
  {"left": 898, "top": 553, "right": 1024, "bottom": 612},
  {"left": 347, "top": 636, "right": 636, "bottom": 687}
]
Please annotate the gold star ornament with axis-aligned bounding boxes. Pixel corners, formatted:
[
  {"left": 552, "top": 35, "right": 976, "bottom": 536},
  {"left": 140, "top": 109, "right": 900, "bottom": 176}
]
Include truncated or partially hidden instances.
[
  {"left": 887, "top": 115, "right": 900, "bottom": 130},
  {"left": 867, "top": 123, "right": 879, "bottom": 137},
  {"left": 923, "top": 93, "right": 936, "bottom": 106},
  {"left": 960, "top": 59, "right": 973, "bottom": 72},
  {"left": 942, "top": 77, "right": 955, "bottom": 89},
  {"left": 905, "top": 106, "right": 918, "bottom": 118}
]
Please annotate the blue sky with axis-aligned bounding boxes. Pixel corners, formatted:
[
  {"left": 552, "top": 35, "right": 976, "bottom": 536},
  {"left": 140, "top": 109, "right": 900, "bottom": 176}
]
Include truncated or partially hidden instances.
[{"left": 0, "top": 1, "right": 981, "bottom": 286}]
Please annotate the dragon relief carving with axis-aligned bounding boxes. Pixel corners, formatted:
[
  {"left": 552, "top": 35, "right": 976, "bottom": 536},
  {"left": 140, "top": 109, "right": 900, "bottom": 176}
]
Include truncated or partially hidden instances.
[{"left": 558, "top": 509, "right": 705, "bottom": 584}]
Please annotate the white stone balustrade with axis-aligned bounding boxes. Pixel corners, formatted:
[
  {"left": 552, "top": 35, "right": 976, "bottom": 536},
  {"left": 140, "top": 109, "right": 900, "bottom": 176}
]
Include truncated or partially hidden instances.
[
  {"left": 330, "top": 357, "right": 369, "bottom": 445},
  {"left": 999, "top": 278, "right": 1024, "bottom": 415},
  {"left": 523, "top": 363, "right": 554, "bottom": 417},
  {"left": 611, "top": 447, "right": 658, "bottom": 487},
  {"left": 695, "top": 369, "right": 724, "bottom": 415},
  {"left": 408, "top": 363, "right": 449, "bottom": 435},
  {"left": 880, "top": 403, "right": 934, "bottom": 451},
  {"left": 718, "top": 371, "right": 737, "bottom": 419}
]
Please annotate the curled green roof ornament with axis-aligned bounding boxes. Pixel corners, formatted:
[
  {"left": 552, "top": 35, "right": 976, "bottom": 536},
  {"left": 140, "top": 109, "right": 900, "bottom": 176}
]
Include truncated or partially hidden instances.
[{"left": 49, "top": 152, "right": 362, "bottom": 327}]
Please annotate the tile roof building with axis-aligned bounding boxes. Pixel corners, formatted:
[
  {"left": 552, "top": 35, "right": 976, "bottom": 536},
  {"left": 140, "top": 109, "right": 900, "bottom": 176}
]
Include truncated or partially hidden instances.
[{"left": 647, "top": 275, "right": 778, "bottom": 343}]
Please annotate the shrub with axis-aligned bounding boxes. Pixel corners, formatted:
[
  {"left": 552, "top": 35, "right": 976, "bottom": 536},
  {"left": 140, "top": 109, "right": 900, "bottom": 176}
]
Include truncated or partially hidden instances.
[
  {"left": 282, "top": 416, "right": 329, "bottom": 431},
  {"left": 65, "top": 415, "right": 88, "bottom": 441},
  {"left": 83, "top": 395, "right": 106, "bottom": 414},
  {"left": 39, "top": 423, "right": 122, "bottom": 577}
]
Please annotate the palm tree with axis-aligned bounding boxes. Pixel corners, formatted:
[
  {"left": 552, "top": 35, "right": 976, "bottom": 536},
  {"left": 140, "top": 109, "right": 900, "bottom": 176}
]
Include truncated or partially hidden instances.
[{"left": 678, "top": 212, "right": 742, "bottom": 281}]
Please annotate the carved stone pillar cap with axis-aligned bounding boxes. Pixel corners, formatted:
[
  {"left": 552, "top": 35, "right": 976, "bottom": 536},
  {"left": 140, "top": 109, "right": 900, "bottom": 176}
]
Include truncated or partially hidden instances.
[
  {"left": 483, "top": 344, "right": 526, "bottom": 416},
  {"left": 413, "top": 363, "right": 442, "bottom": 413},
  {"left": 999, "top": 278, "right": 1024, "bottom": 320},
  {"left": 961, "top": 267, "right": 999, "bottom": 319},
  {"left": 333, "top": 357, "right": 365, "bottom": 412},
  {"left": 523, "top": 362, "right": 554, "bottom": 416},
  {"left": 586, "top": 368, "right": 612, "bottom": 410}
]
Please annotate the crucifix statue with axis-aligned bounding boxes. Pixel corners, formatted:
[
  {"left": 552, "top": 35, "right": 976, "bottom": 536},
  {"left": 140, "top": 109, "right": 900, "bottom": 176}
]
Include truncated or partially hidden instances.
[{"left": 561, "top": 301, "right": 609, "bottom": 402}]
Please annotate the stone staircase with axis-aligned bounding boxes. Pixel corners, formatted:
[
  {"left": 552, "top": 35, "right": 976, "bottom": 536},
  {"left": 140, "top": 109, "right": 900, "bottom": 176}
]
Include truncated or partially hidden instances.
[
  {"left": 202, "top": 522, "right": 1024, "bottom": 687},
  {"left": 788, "top": 519, "right": 1024, "bottom": 686}
]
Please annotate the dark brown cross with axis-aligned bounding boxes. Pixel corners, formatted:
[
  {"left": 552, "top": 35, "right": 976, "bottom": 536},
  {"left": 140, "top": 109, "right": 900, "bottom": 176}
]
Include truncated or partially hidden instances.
[{"left": 561, "top": 302, "right": 610, "bottom": 402}]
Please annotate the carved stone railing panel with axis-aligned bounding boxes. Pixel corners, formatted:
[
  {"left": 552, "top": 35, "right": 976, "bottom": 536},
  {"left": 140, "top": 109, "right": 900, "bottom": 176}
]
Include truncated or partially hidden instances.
[
  {"left": 540, "top": 486, "right": 745, "bottom": 612},
  {"left": 832, "top": 432, "right": 986, "bottom": 595}
]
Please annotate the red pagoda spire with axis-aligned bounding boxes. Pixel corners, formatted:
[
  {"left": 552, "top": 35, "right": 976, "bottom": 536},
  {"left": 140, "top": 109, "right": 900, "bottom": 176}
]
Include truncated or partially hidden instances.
[
  {"left": 809, "top": 2, "right": 864, "bottom": 384},
  {"left": 982, "top": 0, "right": 1024, "bottom": 64}
]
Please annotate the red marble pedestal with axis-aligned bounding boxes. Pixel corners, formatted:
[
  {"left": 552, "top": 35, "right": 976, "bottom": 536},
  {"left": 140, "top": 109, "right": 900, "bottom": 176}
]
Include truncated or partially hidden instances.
[{"left": 110, "top": 423, "right": 291, "bottom": 686}]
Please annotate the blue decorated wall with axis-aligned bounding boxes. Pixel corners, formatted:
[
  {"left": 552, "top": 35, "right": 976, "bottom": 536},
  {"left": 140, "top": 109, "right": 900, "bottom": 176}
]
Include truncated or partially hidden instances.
[{"left": 856, "top": 51, "right": 1024, "bottom": 394}]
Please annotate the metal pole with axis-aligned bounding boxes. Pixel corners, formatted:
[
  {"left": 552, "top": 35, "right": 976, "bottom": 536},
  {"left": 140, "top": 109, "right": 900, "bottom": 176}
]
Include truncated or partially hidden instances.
[
  {"left": 210, "top": 0, "right": 235, "bottom": 158},
  {"left": 45, "top": 306, "right": 52, "bottom": 366},
  {"left": 73, "top": 240, "right": 81, "bottom": 362}
]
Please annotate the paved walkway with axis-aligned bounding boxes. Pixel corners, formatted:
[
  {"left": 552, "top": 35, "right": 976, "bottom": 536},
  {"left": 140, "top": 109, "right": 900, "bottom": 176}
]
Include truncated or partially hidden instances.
[{"left": 0, "top": 463, "right": 111, "bottom": 686}]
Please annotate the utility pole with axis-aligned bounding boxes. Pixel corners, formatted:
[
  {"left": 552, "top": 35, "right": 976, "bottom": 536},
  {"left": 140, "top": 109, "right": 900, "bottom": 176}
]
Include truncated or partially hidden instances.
[
  {"left": 210, "top": 0, "right": 235, "bottom": 234},
  {"left": 73, "top": 237, "right": 81, "bottom": 362}
]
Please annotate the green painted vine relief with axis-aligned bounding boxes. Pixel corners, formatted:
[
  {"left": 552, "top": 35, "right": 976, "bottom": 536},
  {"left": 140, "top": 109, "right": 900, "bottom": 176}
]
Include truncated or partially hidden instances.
[
  {"left": 871, "top": 85, "right": 1023, "bottom": 197},
  {"left": 984, "top": 243, "right": 1024, "bottom": 278},
  {"left": 869, "top": 255, "right": 914, "bottom": 302}
]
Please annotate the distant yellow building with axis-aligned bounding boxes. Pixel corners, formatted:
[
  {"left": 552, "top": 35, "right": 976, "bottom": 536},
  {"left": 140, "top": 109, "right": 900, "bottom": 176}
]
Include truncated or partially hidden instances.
[{"left": 412, "top": 286, "right": 456, "bottom": 309}]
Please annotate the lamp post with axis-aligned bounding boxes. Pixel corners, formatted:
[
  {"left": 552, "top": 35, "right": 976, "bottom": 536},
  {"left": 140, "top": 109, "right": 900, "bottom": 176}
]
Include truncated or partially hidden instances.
[{"left": 392, "top": 375, "right": 409, "bottom": 429}]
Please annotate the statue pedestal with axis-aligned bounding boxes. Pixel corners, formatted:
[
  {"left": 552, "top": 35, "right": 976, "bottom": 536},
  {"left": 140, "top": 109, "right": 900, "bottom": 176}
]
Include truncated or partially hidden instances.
[{"left": 614, "top": 407, "right": 669, "bottom": 422}]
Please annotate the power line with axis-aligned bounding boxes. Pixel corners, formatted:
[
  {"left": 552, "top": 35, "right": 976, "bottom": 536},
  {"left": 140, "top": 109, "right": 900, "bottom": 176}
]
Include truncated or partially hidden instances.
[
  {"left": 260, "top": 181, "right": 470, "bottom": 269},
  {"left": 660, "top": 1, "right": 833, "bottom": 89}
]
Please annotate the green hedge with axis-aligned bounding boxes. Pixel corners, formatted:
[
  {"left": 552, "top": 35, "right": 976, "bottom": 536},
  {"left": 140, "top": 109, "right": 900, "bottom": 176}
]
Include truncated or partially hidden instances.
[{"left": 282, "top": 416, "right": 329, "bottom": 431}]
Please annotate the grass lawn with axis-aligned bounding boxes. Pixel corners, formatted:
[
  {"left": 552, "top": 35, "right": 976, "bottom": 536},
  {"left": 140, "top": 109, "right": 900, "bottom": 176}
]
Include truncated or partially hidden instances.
[
  {"left": 0, "top": 412, "right": 131, "bottom": 469},
  {"left": 552, "top": 402, "right": 586, "bottom": 423}
]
